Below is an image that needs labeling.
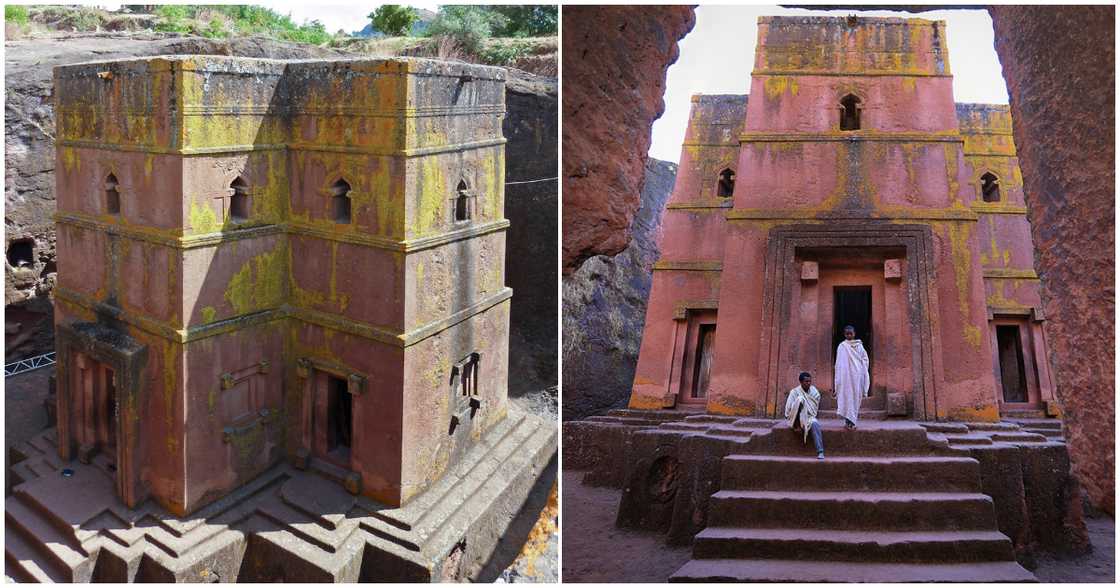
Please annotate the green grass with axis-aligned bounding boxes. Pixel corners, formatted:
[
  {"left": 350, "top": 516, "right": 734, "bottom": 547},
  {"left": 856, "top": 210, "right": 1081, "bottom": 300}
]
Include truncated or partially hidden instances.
[
  {"left": 148, "top": 4, "right": 331, "bottom": 44},
  {"left": 5, "top": 4, "right": 29, "bottom": 24}
]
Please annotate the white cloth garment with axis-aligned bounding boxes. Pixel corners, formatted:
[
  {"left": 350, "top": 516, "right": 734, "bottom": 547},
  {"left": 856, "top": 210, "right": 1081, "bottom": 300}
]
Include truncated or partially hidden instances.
[
  {"left": 834, "top": 339, "right": 870, "bottom": 425},
  {"left": 784, "top": 385, "right": 820, "bottom": 444}
]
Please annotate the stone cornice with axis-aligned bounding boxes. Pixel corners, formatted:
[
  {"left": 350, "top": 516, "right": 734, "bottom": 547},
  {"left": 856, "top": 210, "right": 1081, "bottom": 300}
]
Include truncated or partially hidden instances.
[
  {"left": 982, "top": 268, "right": 1039, "bottom": 280},
  {"left": 752, "top": 70, "right": 952, "bottom": 78},
  {"left": 652, "top": 260, "right": 723, "bottom": 272},
  {"left": 740, "top": 131, "right": 963, "bottom": 144},
  {"left": 54, "top": 285, "right": 512, "bottom": 348},
  {"left": 56, "top": 137, "right": 507, "bottom": 158},
  {"left": 725, "top": 208, "right": 979, "bottom": 222},
  {"left": 680, "top": 141, "right": 741, "bottom": 148},
  {"left": 667, "top": 199, "right": 734, "bottom": 210},
  {"left": 970, "top": 202, "right": 1028, "bottom": 215}
]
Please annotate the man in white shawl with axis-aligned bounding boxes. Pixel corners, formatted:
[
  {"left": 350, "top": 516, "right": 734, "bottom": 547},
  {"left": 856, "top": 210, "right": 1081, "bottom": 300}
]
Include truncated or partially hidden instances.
[
  {"left": 784, "top": 372, "right": 825, "bottom": 459},
  {"left": 834, "top": 325, "right": 870, "bottom": 429}
]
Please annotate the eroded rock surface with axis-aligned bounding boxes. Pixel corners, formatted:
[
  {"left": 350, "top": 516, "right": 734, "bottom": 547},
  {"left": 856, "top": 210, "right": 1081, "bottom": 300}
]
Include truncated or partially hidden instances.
[
  {"left": 563, "top": 158, "right": 677, "bottom": 420},
  {"left": 561, "top": 6, "right": 694, "bottom": 273},
  {"left": 989, "top": 6, "right": 1115, "bottom": 515},
  {"left": 504, "top": 74, "right": 558, "bottom": 396}
]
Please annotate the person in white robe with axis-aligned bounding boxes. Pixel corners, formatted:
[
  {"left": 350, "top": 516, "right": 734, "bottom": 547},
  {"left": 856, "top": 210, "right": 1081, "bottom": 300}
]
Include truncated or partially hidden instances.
[
  {"left": 784, "top": 371, "right": 824, "bottom": 459},
  {"left": 834, "top": 325, "right": 870, "bottom": 429}
]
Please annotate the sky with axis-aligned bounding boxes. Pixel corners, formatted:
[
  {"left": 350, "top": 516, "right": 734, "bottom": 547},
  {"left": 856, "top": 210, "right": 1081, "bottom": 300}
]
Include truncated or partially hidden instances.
[{"left": 649, "top": 6, "right": 1009, "bottom": 161}]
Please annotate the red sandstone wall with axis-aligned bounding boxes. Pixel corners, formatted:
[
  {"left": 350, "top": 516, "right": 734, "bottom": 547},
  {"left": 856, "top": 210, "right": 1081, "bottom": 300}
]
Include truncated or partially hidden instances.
[
  {"left": 989, "top": 6, "right": 1115, "bottom": 514},
  {"left": 561, "top": 5, "right": 695, "bottom": 273}
]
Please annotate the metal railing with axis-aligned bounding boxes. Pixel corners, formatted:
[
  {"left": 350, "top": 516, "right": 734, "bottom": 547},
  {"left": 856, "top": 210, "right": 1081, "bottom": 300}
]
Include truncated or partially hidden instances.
[{"left": 5, "top": 352, "right": 56, "bottom": 377}]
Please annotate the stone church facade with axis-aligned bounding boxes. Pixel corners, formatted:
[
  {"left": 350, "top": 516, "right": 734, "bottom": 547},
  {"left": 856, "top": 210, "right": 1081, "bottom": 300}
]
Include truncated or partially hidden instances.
[{"left": 630, "top": 16, "right": 1057, "bottom": 422}]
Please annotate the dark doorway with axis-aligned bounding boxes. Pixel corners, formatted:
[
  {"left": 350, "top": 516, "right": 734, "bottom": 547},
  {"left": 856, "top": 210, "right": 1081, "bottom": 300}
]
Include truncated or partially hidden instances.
[
  {"left": 996, "top": 325, "right": 1028, "bottom": 402},
  {"left": 833, "top": 286, "right": 873, "bottom": 362},
  {"left": 326, "top": 375, "right": 352, "bottom": 458},
  {"left": 691, "top": 324, "right": 716, "bottom": 399},
  {"left": 103, "top": 367, "right": 117, "bottom": 463}
]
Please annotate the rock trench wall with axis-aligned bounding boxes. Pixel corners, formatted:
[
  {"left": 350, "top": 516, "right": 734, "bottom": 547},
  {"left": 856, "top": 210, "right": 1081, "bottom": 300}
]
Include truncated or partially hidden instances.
[
  {"left": 989, "top": 5, "right": 1115, "bottom": 516},
  {"left": 563, "top": 159, "right": 677, "bottom": 421}
]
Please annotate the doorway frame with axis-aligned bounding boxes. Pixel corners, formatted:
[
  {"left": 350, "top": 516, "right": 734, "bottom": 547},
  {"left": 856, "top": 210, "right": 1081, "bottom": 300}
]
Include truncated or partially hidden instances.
[
  {"left": 295, "top": 357, "right": 366, "bottom": 473},
  {"left": 678, "top": 310, "right": 718, "bottom": 405},
  {"left": 988, "top": 314, "right": 1046, "bottom": 410},
  {"left": 55, "top": 322, "right": 148, "bottom": 508},
  {"left": 759, "top": 223, "right": 941, "bottom": 420}
]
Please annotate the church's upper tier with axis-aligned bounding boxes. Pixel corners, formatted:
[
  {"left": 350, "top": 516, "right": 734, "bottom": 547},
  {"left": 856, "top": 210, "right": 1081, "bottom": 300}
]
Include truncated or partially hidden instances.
[
  {"left": 54, "top": 55, "right": 506, "bottom": 155},
  {"left": 754, "top": 16, "right": 950, "bottom": 77}
]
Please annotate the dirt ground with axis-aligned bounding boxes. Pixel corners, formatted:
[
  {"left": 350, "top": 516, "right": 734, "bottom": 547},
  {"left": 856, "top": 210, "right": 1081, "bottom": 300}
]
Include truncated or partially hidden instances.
[
  {"left": 560, "top": 468, "right": 1115, "bottom": 583},
  {"left": 1033, "top": 509, "right": 1115, "bottom": 583},
  {"left": 560, "top": 469, "right": 691, "bottom": 582}
]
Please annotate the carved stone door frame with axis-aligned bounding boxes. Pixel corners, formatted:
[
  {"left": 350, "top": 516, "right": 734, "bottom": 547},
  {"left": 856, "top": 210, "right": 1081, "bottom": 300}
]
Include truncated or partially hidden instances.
[
  {"left": 55, "top": 322, "right": 148, "bottom": 508},
  {"left": 758, "top": 223, "right": 941, "bottom": 420}
]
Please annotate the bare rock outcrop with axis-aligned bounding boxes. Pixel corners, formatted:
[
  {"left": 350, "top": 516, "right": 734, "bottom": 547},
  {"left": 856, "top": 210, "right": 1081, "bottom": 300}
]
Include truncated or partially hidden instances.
[
  {"left": 989, "top": 6, "right": 1115, "bottom": 515},
  {"left": 562, "top": 158, "right": 677, "bottom": 420},
  {"left": 561, "top": 6, "right": 694, "bottom": 274}
]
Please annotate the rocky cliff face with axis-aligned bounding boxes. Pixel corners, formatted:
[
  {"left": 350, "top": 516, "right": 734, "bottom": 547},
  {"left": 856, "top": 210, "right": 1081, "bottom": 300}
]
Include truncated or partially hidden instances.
[
  {"left": 4, "top": 34, "right": 558, "bottom": 395},
  {"left": 561, "top": 6, "right": 694, "bottom": 274},
  {"left": 562, "top": 158, "right": 677, "bottom": 420},
  {"left": 504, "top": 74, "right": 559, "bottom": 396},
  {"left": 990, "top": 6, "right": 1115, "bottom": 515}
]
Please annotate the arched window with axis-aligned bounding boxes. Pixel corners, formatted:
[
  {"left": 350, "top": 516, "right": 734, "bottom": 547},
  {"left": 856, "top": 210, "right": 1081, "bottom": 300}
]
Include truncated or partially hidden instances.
[
  {"left": 455, "top": 179, "right": 470, "bottom": 221},
  {"left": 716, "top": 168, "right": 735, "bottom": 198},
  {"left": 839, "top": 94, "right": 861, "bottom": 131},
  {"left": 105, "top": 173, "right": 120, "bottom": 214},
  {"left": 980, "top": 172, "right": 1000, "bottom": 202},
  {"left": 331, "top": 178, "right": 352, "bottom": 224},
  {"left": 229, "top": 177, "right": 249, "bottom": 222}
]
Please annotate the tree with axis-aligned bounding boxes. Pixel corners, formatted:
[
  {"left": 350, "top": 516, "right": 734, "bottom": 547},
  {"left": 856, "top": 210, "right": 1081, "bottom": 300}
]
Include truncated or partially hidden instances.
[
  {"left": 369, "top": 5, "right": 418, "bottom": 37},
  {"left": 488, "top": 5, "right": 557, "bottom": 37},
  {"left": 426, "top": 5, "right": 507, "bottom": 53}
]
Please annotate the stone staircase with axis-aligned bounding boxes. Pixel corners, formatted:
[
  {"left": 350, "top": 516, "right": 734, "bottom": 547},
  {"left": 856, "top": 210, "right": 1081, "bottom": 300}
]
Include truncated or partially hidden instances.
[
  {"left": 5, "top": 409, "right": 557, "bottom": 582},
  {"left": 1004, "top": 418, "right": 1064, "bottom": 440},
  {"left": 670, "top": 421, "right": 1037, "bottom": 582},
  {"left": 658, "top": 415, "right": 777, "bottom": 442},
  {"left": 817, "top": 389, "right": 887, "bottom": 421}
]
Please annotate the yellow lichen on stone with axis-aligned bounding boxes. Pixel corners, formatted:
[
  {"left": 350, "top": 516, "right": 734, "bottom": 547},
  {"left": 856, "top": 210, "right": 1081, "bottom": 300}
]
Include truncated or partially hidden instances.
[
  {"left": 414, "top": 155, "right": 449, "bottom": 236},
  {"left": 189, "top": 200, "right": 222, "bottom": 234},
  {"left": 764, "top": 76, "right": 799, "bottom": 101},
  {"left": 61, "top": 146, "right": 78, "bottom": 173},
  {"left": 944, "top": 222, "right": 982, "bottom": 349},
  {"left": 224, "top": 246, "right": 286, "bottom": 315}
]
